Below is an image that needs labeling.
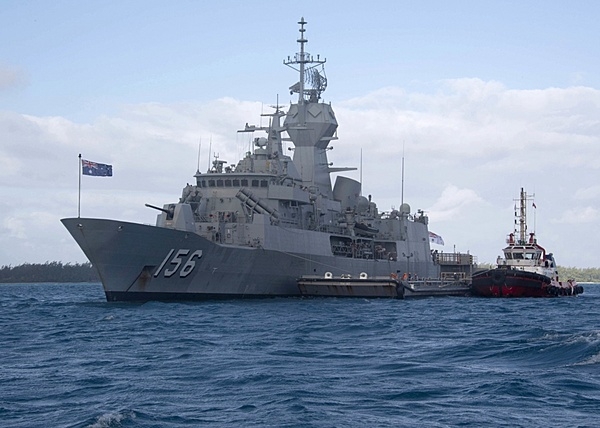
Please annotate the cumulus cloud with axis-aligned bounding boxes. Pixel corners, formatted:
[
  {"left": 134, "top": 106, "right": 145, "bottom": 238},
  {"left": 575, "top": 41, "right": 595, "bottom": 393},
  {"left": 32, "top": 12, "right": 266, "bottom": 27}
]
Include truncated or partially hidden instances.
[
  {"left": 552, "top": 207, "right": 599, "bottom": 224},
  {"left": 425, "top": 185, "right": 484, "bottom": 222},
  {"left": 1, "top": 79, "right": 599, "bottom": 267},
  {"left": 336, "top": 79, "right": 599, "bottom": 164}
]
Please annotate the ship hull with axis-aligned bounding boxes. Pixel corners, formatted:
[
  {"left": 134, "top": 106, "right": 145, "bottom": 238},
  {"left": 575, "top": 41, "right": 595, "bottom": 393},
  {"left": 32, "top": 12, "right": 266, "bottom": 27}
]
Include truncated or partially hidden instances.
[
  {"left": 471, "top": 268, "right": 582, "bottom": 298},
  {"left": 62, "top": 217, "right": 430, "bottom": 302}
]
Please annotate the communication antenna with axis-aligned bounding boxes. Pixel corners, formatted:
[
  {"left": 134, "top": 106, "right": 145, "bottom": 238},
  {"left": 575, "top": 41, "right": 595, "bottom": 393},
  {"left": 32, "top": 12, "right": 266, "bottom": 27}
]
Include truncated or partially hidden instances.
[
  {"left": 283, "top": 17, "right": 327, "bottom": 104},
  {"left": 359, "top": 148, "right": 363, "bottom": 196},
  {"left": 207, "top": 136, "right": 212, "bottom": 172},
  {"left": 401, "top": 142, "right": 405, "bottom": 206},
  {"left": 196, "top": 138, "right": 202, "bottom": 174}
]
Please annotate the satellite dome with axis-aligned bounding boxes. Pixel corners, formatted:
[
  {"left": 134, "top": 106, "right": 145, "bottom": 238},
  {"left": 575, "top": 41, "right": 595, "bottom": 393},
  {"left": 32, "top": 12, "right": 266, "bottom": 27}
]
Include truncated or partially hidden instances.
[
  {"left": 357, "top": 196, "right": 369, "bottom": 213},
  {"left": 255, "top": 137, "right": 268, "bottom": 147}
]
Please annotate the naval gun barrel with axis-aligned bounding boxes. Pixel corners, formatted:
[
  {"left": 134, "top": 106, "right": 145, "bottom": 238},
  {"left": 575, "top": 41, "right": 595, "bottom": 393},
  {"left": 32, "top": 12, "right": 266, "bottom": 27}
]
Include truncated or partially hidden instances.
[{"left": 145, "top": 203, "right": 171, "bottom": 215}]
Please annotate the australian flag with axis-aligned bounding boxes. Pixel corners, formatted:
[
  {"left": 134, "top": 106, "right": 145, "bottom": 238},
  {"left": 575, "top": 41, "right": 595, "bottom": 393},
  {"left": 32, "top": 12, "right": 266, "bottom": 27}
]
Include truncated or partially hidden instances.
[{"left": 82, "top": 159, "right": 113, "bottom": 177}]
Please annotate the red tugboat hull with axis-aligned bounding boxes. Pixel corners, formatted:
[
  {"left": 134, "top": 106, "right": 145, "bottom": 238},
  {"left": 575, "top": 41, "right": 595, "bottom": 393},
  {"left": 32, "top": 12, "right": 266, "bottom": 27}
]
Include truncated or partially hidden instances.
[{"left": 471, "top": 269, "right": 583, "bottom": 298}]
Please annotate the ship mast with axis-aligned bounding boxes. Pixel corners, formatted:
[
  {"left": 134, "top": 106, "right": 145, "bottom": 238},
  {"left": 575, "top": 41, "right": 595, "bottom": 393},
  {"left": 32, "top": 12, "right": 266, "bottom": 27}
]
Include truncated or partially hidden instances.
[
  {"left": 515, "top": 187, "right": 534, "bottom": 244},
  {"left": 283, "top": 17, "right": 327, "bottom": 108},
  {"left": 297, "top": 18, "right": 307, "bottom": 106},
  {"left": 282, "top": 18, "right": 342, "bottom": 198},
  {"left": 519, "top": 188, "right": 527, "bottom": 244}
]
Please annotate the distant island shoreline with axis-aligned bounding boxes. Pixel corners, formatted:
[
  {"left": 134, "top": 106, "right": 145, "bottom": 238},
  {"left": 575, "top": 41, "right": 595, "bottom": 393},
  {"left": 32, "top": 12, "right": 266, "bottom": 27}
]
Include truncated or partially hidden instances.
[
  {"left": 1, "top": 262, "right": 599, "bottom": 284},
  {"left": 0, "top": 262, "right": 99, "bottom": 283}
]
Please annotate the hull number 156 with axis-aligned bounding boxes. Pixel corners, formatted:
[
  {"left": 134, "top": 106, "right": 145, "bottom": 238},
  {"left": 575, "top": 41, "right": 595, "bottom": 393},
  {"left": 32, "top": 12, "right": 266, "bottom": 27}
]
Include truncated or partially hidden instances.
[{"left": 154, "top": 249, "right": 203, "bottom": 278}]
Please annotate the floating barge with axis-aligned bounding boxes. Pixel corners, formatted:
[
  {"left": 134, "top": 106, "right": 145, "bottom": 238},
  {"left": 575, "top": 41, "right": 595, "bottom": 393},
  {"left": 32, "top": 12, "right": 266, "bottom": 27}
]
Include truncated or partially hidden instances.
[
  {"left": 298, "top": 274, "right": 403, "bottom": 298},
  {"left": 297, "top": 273, "right": 471, "bottom": 299},
  {"left": 402, "top": 279, "right": 471, "bottom": 298}
]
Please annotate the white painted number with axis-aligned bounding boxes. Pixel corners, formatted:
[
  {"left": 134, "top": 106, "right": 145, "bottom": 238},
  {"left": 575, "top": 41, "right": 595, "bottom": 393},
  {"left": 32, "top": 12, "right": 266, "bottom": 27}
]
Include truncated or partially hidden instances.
[
  {"left": 154, "top": 249, "right": 174, "bottom": 277},
  {"left": 180, "top": 250, "right": 203, "bottom": 278},
  {"left": 164, "top": 249, "right": 189, "bottom": 277},
  {"left": 154, "top": 249, "right": 203, "bottom": 278}
]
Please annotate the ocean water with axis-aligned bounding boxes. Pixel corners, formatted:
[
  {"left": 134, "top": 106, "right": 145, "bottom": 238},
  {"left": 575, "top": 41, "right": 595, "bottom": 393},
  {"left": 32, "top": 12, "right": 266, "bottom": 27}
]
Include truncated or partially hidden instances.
[{"left": 1, "top": 283, "right": 599, "bottom": 428}]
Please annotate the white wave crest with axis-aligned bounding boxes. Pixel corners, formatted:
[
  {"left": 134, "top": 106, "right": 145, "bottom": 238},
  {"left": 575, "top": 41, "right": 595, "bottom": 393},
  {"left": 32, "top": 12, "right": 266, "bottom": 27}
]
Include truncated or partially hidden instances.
[{"left": 86, "top": 411, "right": 133, "bottom": 428}]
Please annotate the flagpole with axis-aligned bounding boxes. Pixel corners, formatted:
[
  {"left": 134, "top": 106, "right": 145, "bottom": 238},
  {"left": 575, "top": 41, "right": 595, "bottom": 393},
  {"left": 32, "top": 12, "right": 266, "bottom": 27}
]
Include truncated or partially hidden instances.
[
  {"left": 533, "top": 201, "right": 537, "bottom": 235},
  {"left": 78, "top": 153, "right": 82, "bottom": 218}
]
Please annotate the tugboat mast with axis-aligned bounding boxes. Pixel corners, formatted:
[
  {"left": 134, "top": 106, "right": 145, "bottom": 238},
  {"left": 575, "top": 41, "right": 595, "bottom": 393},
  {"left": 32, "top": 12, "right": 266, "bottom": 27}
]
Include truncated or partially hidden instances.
[{"left": 515, "top": 187, "right": 534, "bottom": 244}]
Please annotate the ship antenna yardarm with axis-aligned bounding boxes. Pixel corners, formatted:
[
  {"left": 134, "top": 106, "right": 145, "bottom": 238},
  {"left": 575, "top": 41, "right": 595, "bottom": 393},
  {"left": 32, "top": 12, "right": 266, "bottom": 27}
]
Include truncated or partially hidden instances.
[{"left": 283, "top": 17, "right": 327, "bottom": 108}]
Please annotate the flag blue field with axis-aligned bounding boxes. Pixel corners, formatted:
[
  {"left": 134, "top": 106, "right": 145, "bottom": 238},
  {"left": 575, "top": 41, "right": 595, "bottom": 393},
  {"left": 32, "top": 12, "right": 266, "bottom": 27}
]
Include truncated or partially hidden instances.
[{"left": 82, "top": 159, "right": 112, "bottom": 177}]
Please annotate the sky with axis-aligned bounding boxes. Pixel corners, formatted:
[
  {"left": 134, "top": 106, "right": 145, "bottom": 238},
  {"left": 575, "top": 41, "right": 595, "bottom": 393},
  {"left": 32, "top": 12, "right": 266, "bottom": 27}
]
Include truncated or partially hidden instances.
[{"left": 1, "top": 0, "right": 599, "bottom": 268}]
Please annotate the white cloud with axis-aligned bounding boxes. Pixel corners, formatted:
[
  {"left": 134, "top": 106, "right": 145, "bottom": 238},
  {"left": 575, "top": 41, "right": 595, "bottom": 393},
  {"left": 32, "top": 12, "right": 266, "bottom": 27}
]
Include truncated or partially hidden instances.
[
  {"left": 426, "top": 185, "right": 484, "bottom": 222},
  {"left": 574, "top": 185, "right": 600, "bottom": 201},
  {"left": 1, "top": 80, "right": 599, "bottom": 267},
  {"left": 3, "top": 216, "right": 27, "bottom": 239},
  {"left": 552, "top": 207, "right": 599, "bottom": 224}
]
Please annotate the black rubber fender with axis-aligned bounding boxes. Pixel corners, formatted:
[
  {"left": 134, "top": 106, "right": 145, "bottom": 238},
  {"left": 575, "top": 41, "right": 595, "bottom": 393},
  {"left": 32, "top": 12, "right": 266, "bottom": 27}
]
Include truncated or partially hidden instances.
[{"left": 491, "top": 270, "right": 505, "bottom": 286}]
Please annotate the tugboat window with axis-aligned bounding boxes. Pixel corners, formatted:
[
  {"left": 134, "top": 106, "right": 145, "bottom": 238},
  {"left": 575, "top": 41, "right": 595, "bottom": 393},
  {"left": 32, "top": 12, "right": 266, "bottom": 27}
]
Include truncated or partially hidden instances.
[
  {"left": 225, "top": 179, "right": 232, "bottom": 187},
  {"left": 241, "top": 179, "right": 248, "bottom": 186},
  {"left": 252, "top": 179, "right": 259, "bottom": 187},
  {"left": 208, "top": 180, "right": 215, "bottom": 187},
  {"left": 233, "top": 179, "right": 240, "bottom": 186},
  {"left": 216, "top": 179, "right": 224, "bottom": 187}
]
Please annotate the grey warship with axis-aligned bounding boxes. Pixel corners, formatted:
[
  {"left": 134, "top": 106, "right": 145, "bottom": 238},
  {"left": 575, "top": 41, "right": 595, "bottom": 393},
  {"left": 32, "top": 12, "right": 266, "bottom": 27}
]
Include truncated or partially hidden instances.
[{"left": 62, "top": 18, "right": 473, "bottom": 301}]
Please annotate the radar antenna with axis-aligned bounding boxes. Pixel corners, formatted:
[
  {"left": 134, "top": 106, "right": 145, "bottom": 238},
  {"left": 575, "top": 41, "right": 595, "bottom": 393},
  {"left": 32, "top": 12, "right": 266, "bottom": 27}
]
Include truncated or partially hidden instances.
[{"left": 283, "top": 17, "right": 327, "bottom": 103}]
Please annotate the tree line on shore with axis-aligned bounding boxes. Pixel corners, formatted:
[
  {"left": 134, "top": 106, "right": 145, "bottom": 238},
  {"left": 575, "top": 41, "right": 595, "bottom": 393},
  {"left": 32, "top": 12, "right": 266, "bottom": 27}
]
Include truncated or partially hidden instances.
[
  {"left": 0, "top": 262, "right": 99, "bottom": 283},
  {"left": 0, "top": 261, "right": 599, "bottom": 284}
]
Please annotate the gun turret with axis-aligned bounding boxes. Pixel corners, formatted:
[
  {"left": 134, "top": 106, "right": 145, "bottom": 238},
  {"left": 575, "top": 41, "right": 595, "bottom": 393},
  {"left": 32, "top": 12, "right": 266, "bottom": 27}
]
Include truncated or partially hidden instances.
[{"left": 145, "top": 203, "right": 172, "bottom": 215}]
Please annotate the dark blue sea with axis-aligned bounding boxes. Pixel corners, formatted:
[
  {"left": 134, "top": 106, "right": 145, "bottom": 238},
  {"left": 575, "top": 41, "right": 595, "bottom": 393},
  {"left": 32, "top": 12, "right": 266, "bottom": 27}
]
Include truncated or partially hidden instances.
[{"left": 1, "top": 283, "right": 599, "bottom": 427}]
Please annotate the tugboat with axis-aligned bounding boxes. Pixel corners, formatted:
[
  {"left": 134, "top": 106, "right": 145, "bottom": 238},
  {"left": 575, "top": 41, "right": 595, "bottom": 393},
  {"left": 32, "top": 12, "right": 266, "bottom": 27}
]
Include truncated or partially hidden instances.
[{"left": 471, "top": 188, "right": 583, "bottom": 298}]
